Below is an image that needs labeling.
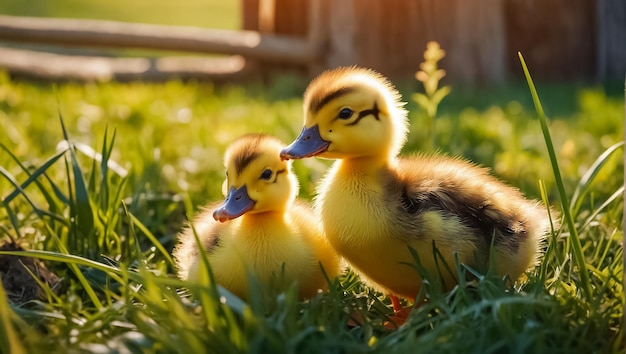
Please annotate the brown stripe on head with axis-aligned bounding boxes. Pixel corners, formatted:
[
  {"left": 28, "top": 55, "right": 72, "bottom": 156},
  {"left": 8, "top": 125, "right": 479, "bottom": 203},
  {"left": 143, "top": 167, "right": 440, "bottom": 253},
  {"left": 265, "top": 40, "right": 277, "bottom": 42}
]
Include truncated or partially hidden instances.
[
  {"left": 308, "top": 86, "right": 356, "bottom": 114},
  {"left": 225, "top": 133, "right": 283, "bottom": 175},
  {"left": 233, "top": 149, "right": 260, "bottom": 175}
]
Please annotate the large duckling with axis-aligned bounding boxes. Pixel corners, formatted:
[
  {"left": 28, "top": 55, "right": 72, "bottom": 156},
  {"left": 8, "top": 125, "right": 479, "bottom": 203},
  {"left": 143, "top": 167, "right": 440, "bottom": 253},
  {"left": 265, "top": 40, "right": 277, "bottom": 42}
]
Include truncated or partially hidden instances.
[
  {"left": 174, "top": 133, "right": 340, "bottom": 299},
  {"left": 280, "top": 67, "right": 551, "bottom": 310}
]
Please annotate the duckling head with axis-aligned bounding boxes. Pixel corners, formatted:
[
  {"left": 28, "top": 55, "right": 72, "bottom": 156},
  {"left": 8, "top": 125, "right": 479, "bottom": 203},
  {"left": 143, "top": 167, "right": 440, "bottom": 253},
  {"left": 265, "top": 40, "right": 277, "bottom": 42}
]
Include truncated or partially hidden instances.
[
  {"left": 281, "top": 67, "right": 408, "bottom": 162},
  {"left": 213, "top": 134, "right": 298, "bottom": 222}
]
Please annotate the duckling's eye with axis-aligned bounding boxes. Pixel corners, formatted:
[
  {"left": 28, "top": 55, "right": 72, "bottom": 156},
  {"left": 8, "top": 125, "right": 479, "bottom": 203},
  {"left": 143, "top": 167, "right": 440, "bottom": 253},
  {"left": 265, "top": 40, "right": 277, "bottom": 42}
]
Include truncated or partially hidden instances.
[
  {"left": 338, "top": 108, "right": 353, "bottom": 120},
  {"left": 259, "top": 169, "right": 273, "bottom": 180}
]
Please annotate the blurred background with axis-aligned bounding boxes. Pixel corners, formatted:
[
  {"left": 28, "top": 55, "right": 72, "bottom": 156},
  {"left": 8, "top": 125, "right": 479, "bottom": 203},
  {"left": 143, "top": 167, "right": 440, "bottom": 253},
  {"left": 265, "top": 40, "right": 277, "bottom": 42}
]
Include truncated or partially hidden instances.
[
  {"left": 0, "top": 0, "right": 624, "bottom": 83},
  {"left": 0, "top": 0, "right": 624, "bottom": 205}
]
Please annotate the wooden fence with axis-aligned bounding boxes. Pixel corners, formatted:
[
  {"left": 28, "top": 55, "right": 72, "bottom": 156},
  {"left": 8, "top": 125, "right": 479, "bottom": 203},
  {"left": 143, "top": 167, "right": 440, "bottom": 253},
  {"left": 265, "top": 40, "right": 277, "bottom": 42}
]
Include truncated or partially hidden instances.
[
  {"left": 0, "top": 14, "right": 318, "bottom": 81},
  {"left": 0, "top": 0, "right": 623, "bottom": 82}
]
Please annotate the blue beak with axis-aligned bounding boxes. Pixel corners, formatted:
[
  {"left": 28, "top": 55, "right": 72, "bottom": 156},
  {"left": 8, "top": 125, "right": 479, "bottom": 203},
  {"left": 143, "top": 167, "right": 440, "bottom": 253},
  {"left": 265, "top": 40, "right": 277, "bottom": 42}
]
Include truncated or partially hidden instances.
[
  {"left": 280, "top": 125, "right": 330, "bottom": 160},
  {"left": 213, "top": 185, "right": 255, "bottom": 222}
]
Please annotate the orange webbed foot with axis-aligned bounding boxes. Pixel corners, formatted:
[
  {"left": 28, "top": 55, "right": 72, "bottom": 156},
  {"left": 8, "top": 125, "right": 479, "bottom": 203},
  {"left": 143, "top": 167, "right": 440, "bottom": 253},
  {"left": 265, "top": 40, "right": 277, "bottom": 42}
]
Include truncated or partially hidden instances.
[{"left": 384, "top": 294, "right": 413, "bottom": 328}]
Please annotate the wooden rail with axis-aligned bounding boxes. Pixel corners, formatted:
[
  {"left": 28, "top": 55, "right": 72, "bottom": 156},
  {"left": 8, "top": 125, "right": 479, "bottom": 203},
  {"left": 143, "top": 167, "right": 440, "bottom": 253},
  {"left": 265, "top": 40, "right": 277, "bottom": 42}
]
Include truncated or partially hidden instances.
[
  {"left": 0, "top": 15, "right": 318, "bottom": 65},
  {"left": 0, "top": 47, "right": 247, "bottom": 81}
]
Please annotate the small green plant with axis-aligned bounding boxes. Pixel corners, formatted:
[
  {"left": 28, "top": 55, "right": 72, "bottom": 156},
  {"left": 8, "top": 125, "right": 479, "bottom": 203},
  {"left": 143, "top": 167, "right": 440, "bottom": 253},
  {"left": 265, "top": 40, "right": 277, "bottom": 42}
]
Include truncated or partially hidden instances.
[
  {"left": 519, "top": 52, "right": 593, "bottom": 299},
  {"left": 412, "top": 41, "right": 452, "bottom": 151}
]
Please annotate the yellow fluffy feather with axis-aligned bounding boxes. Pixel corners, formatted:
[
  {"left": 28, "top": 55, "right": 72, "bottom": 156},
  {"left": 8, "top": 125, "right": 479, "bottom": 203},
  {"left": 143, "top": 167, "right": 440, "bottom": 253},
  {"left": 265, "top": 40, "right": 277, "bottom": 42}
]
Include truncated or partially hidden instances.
[
  {"left": 281, "top": 67, "right": 552, "bottom": 302},
  {"left": 174, "top": 133, "right": 340, "bottom": 299}
]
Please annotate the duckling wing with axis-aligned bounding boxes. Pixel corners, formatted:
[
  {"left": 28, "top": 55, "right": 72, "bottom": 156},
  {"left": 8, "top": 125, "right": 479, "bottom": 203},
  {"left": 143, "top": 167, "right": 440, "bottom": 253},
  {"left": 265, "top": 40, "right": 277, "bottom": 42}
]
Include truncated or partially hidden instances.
[{"left": 394, "top": 155, "right": 545, "bottom": 249}]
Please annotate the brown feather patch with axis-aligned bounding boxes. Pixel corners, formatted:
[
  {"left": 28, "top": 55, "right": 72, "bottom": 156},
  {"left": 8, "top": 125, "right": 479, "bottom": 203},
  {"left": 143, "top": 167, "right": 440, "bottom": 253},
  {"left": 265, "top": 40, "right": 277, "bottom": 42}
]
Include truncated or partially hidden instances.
[
  {"left": 394, "top": 155, "right": 533, "bottom": 252},
  {"left": 233, "top": 150, "right": 260, "bottom": 175},
  {"left": 309, "top": 86, "right": 357, "bottom": 114},
  {"left": 227, "top": 133, "right": 280, "bottom": 175}
]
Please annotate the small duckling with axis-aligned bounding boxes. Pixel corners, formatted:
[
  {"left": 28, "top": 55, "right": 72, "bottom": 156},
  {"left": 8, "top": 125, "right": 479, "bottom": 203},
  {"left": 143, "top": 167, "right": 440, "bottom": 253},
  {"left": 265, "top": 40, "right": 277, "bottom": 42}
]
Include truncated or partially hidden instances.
[
  {"left": 280, "top": 67, "right": 552, "bottom": 310},
  {"left": 174, "top": 133, "right": 340, "bottom": 299}
]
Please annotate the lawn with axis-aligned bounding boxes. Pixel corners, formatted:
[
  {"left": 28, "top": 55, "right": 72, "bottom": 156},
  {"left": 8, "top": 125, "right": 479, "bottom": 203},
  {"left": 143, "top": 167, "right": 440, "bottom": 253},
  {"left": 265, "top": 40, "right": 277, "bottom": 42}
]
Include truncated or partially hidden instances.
[
  {"left": 0, "top": 3, "right": 624, "bottom": 353},
  {"left": 0, "top": 64, "right": 623, "bottom": 352}
]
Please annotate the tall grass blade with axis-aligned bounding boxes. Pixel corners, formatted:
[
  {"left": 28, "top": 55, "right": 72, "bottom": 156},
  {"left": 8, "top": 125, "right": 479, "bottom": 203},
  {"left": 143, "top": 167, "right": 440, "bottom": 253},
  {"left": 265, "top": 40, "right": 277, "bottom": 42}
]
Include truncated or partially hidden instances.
[
  {"left": 0, "top": 166, "right": 69, "bottom": 235},
  {"left": 570, "top": 141, "right": 624, "bottom": 217},
  {"left": 36, "top": 226, "right": 106, "bottom": 308},
  {"left": 0, "top": 249, "right": 243, "bottom": 310},
  {"left": 0, "top": 281, "right": 27, "bottom": 354},
  {"left": 128, "top": 213, "right": 175, "bottom": 267},
  {"left": 580, "top": 186, "right": 624, "bottom": 231},
  {"left": 0, "top": 167, "right": 26, "bottom": 238},
  {"left": 120, "top": 202, "right": 143, "bottom": 262},
  {"left": 0, "top": 142, "right": 71, "bottom": 215},
  {"left": 58, "top": 110, "right": 95, "bottom": 252},
  {"left": 0, "top": 249, "right": 134, "bottom": 284},
  {"left": 57, "top": 140, "right": 128, "bottom": 178},
  {"left": 62, "top": 155, "right": 78, "bottom": 252},
  {"left": 20, "top": 260, "right": 63, "bottom": 304},
  {"left": 622, "top": 77, "right": 625, "bottom": 351},
  {"left": 1, "top": 144, "right": 69, "bottom": 205},
  {"left": 100, "top": 127, "right": 111, "bottom": 210},
  {"left": 518, "top": 52, "right": 592, "bottom": 299}
]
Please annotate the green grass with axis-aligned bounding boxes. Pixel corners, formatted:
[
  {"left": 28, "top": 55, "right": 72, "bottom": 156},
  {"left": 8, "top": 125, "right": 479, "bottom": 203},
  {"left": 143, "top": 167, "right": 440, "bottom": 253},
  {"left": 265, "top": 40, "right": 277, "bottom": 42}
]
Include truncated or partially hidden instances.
[
  {"left": 0, "top": 0, "right": 240, "bottom": 30},
  {"left": 0, "top": 67, "right": 623, "bottom": 353}
]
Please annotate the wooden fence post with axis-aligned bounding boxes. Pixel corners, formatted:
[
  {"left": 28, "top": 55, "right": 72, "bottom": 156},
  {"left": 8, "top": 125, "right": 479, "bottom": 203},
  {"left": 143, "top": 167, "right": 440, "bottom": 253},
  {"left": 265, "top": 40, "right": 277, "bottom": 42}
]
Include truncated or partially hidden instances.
[
  {"left": 596, "top": 0, "right": 626, "bottom": 80},
  {"left": 306, "top": 0, "right": 327, "bottom": 77},
  {"left": 326, "top": 0, "right": 356, "bottom": 69},
  {"left": 450, "top": 0, "right": 506, "bottom": 83}
]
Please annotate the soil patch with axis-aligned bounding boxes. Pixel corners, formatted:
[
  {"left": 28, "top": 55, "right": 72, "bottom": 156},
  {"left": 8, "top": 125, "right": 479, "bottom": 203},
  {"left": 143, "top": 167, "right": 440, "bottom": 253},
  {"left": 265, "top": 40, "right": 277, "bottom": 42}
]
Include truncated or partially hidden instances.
[{"left": 0, "top": 241, "right": 63, "bottom": 304}]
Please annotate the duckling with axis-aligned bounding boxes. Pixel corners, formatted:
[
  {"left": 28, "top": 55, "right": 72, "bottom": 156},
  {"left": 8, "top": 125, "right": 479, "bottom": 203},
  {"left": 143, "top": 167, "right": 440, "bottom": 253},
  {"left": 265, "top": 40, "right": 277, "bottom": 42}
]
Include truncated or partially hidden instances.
[
  {"left": 174, "top": 133, "right": 340, "bottom": 299},
  {"left": 280, "top": 67, "right": 552, "bottom": 310}
]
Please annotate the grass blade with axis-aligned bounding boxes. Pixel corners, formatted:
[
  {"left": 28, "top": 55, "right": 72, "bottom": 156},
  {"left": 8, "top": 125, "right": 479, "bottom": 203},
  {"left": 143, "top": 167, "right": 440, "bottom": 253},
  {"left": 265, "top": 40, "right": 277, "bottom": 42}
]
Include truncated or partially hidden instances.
[
  {"left": 0, "top": 166, "right": 69, "bottom": 234},
  {"left": 0, "top": 248, "right": 216, "bottom": 290},
  {"left": 100, "top": 127, "right": 111, "bottom": 211},
  {"left": 623, "top": 77, "right": 625, "bottom": 354},
  {"left": 128, "top": 212, "right": 175, "bottom": 268},
  {"left": 0, "top": 144, "right": 70, "bottom": 205},
  {"left": 580, "top": 185, "right": 624, "bottom": 231},
  {"left": 0, "top": 166, "right": 26, "bottom": 238},
  {"left": 56, "top": 140, "right": 128, "bottom": 178},
  {"left": 0, "top": 281, "right": 27, "bottom": 354},
  {"left": 58, "top": 111, "right": 95, "bottom": 247},
  {"left": 518, "top": 52, "right": 592, "bottom": 300},
  {"left": 0, "top": 249, "right": 137, "bottom": 284},
  {"left": 570, "top": 141, "right": 624, "bottom": 216}
]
